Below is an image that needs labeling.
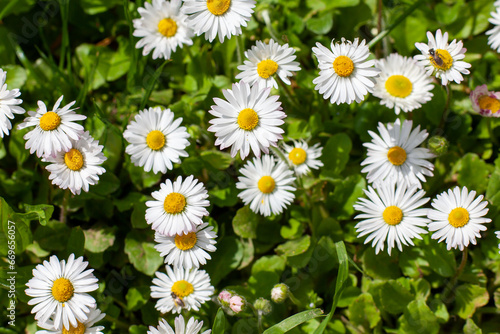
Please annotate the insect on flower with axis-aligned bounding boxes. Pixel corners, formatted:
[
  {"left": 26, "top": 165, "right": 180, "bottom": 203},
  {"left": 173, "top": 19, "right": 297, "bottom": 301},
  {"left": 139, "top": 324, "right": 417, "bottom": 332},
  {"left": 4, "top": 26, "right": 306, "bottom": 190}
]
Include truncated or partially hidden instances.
[
  {"left": 171, "top": 292, "right": 186, "bottom": 308},
  {"left": 428, "top": 48, "right": 445, "bottom": 67}
]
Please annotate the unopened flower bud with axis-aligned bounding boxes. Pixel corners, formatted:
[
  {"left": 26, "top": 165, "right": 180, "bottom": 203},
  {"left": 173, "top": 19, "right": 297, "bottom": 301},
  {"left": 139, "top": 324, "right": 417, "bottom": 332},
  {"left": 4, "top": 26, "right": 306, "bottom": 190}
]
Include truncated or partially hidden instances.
[
  {"left": 218, "top": 290, "right": 232, "bottom": 305},
  {"left": 271, "top": 283, "right": 289, "bottom": 303},
  {"left": 229, "top": 295, "right": 245, "bottom": 313},
  {"left": 254, "top": 297, "right": 272, "bottom": 315},
  {"left": 428, "top": 136, "right": 448, "bottom": 156}
]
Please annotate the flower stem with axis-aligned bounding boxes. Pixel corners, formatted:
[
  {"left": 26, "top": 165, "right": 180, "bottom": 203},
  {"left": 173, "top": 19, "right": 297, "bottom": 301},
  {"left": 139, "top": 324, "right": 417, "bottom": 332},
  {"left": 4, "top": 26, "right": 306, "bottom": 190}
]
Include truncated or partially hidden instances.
[
  {"left": 487, "top": 118, "right": 500, "bottom": 148},
  {"left": 438, "top": 84, "right": 452, "bottom": 131},
  {"left": 442, "top": 248, "right": 468, "bottom": 303},
  {"left": 59, "top": 189, "right": 70, "bottom": 224}
]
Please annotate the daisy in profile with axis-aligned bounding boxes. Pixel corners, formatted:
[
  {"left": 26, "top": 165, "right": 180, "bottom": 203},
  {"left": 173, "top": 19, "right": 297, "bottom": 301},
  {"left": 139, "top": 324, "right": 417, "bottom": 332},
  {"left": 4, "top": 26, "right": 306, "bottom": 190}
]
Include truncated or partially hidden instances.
[
  {"left": 182, "top": 0, "right": 256, "bottom": 43},
  {"left": 281, "top": 140, "right": 323, "bottom": 176},
  {"left": 360, "top": 119, "right": 434, "bottom": 189},
  {"left": 151, "top": 266, "right": 214, "bottom": 314},
  {"left": 123, "top": 107, "right": 190, "bottom": 174},
  {"left": 0, "top": 68, "right": 25, "bottom": 138},
  {"left": 44, "top": 131, "right": 106, "bottom": 195},
  {"left": 354, "top": 182, "right": 430, "bottom": 255},
  {"left": 414, "top": 29, "right": 471, "bottom": 85},
  {"left": 487, "top": 6, "right": 500, "bottom": 52},
  {"left": 25, "top": 254, "right": 99, "bottom": 331},
  {"left": 154, "top": 222, "right": 217, "bottom": 268},
  {"left": 148, "top": 315, "right": 211, "bottom": 334},
  {"left": 373, "top": 53, "right": 434, "bottom": 114},
  {"left": 18, "top": 96, "right": 86, "bottom": 158},
  {"left": 146, "top": 175, "right": 210, "bottom": 236},
  {"left": 427, "top": 187, "right": 491, "bottom": 251},
  {"left": 236, "top": 39, "right": 301, "bottom": 90},
  {"left": 236, "top": 154, "right": 296, "bottom": 216},
  {"left": 36, "top": 307, "right": 105, "bottom": 334},
  {"left": 208, "top": 82, "right": 285, "bottom": 159},
  {"left": 470, "top": 84, "right": 500, "bottom": 117},
  {"left": 312, "top": 38, "right": 380, "bottom": 104},
  {"left": 133, "top": 0, "right": 193, "bottom": 60}
]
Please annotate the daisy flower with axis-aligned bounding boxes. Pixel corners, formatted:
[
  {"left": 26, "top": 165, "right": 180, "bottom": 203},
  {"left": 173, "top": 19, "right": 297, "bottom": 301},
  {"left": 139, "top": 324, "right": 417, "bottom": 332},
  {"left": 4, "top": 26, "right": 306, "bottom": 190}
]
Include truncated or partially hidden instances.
[
  {"left": 25, "top": 254, "right": 99, "bottom": 331},
  {"left": 18, "top": 96, "right": 86, "bottom": 158},
  {"left": 281, "top": 140, "right": 323, "bottom": 176},
  {"left": 312, "top": 38, "right": 380, "bottom": 104},
  {"left": 373, "top": 53, "right": 434, "bottom": 114},
  {"left": 354, "top": 182, "right": 430, "bottom": 255},
  {"left": 146, "top": 175, "right": 210, "bottom": 236},
  {"left": 236, "top": 154, "right": 296, "bottom": 216},
  {"left": 427, "top": 186, "right": 491, "bottom": 251},
  {"left": 487, "top": 6, "right": 500, "bottom": 53},
  {"left": 414, "top": 29, "right": 471, "bottom": 85},
  {"left": 360, "top": 119, "right": 435, "bottom": 189},
  {"left": 154, "top": 222, "right": 217, "bottom": 268},
  {"left": 35, "top": 307, "right": 105, "bottom": 334},
  {"left": 208, "top": 82, "right": 285, "bottom": 159},
  {"left": 147, "top": 315, "right": 211, "bottom": 334},
  {"left": 470, "top": 84, "right": 500, "bottom": 117},
  {"left": 133, "top": 0, "right": 194, "bottom": 60},
  {"left": 123, "top": 107, "right": 190, "bottom": 174},
  {"left": 44, "top": 131, "right": 106, "bottom": 195},
  {"left": 0, "top": 68, "right": 25, "bottom": 138},
  {"left": 151, "top": 266, "right": 214, "bottom": 314},
  {"left": 182, "top": 0, "right": 256, "bottom": 43},
  {"left": 236, "top": 39, "right": 301, "bottom": 90}
]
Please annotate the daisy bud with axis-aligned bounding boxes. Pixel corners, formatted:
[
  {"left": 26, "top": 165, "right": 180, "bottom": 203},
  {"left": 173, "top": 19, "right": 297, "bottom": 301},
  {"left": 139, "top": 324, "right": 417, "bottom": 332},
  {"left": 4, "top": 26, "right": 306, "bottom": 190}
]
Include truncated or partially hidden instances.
[
  {"left": 229, "top": 295, "right": 245, "bottom": 314},
  {"left": 271, "top": 283, "right": 289, "bottom": 303},
  {"left": 427, "top": 136, "right": 448, "bottom": 156},
  {"left": 218, "top": 290, "right": 232, "bottom": 305},
  {"left": 254, "top": 298, "right": 272, "bottom": 315}
]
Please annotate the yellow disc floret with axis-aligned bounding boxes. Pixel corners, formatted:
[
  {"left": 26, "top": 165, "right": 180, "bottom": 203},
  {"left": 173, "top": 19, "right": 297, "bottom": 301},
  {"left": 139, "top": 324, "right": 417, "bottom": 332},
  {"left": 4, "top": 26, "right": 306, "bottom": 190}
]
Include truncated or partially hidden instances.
[
  {"left": 158, "top": 18, "right": 178, "bottom": 38},
  {"left": 39, "top": 111, "right": 61, "bottom": 131},
  {"left": 288, "top": 148, "right": 307, "bottom": 165},
  {"left": 164, "top": 192, "right": 187, "bottom": 214},
  {"left": 333, "top": 55, "right": 354, "bottom": 77},
  {"left": 52, "top": 278, "right": 74, "bottom": 303},
  {"left": 478, "top": 96, "right": 500, "bottom": 113},
  {"left": 385, "top": 75, "right": 413, "bottom": 98},
  {"left": 448, "top": 207, "right": 469, "bottom": 228},
  {"left": 146, "top": 130, "right": 166, "bottom": 151},
  {"left": 62, "top": 321, "right": 86, "bottom": 334},
  {"left": 171, "top": 280, "right": 194, "bottom": 298},
  {"left": 387, "top": 146, "right": 407, "bottom": 166},
  {"left": 429, "top": 49, "right": 453, "bottom": 71},
  {"left": 258, "top": 176, "right": 275, "bottom": 194},
  {"left": 257, "top": 59, "right": 279, "bottom": 79},
  {"left": 64, "top": 149, "right": 84, "bottom": 171},
  {"left": 382, "top": 206, "right": 403, "bottom": 225},
  {"left": 175, "top": 232, "right": 198, "bottom": 250},
  {"left": 237, "top": 108, "right": 259, "bottom": 131},
  {"left": 207, "top": 0, "right": 231, "bottom": 16}
]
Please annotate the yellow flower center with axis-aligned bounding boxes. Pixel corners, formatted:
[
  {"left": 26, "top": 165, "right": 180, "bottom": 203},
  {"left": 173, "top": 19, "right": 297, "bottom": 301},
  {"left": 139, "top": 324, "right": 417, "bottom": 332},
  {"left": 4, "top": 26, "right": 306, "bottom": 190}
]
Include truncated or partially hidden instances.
[
  {"left": 237, "top": 108, "right": 259, "bottom": 131},
  {"left": 62, "top": 322, "right": 86, "bottom": 334},
  {"left": 164, "top": 192, "right": 187, "bottom": 214},
  {"left": 174, "top": 232, "right": 198, "bottom": 250},
  {"left": 158, "top": 18, "right": 178, "bottom": 38},
  {"left": 382, "top": 206, "right": 403, "bottom": 225},
  {"left": 64, "top": 149, "right": 84, "bottom": 171},
  {"left": 39, "top": 111, "right": 61, "bottom": 131},
  {"left": 257, "top": 59, "right": 279, "bottom": 79},
  {"left": 51, "top": 278, "right": 74, "bottom": 303},
  {"left": 333, "top": 55, "right": 354, "bottom": 77},
  {"left": 207, "top": 0, "right": 231, "bottom": 15},
  {"left": 429, "top": 49, "right": 453, "bottom": 71},
  {"left": 478, "top": 96, "right": 500, "bottom": 113},
  {"left": 288, "top": 148, "right": 307, "bottom": 165},
  {"left": 258, "top": 176, "right": 275, "bottom": 194},
  {"left": 387, "top": 146, "right": 407, "bottom": 166},
  {"left": 171, "top": 280, "right": 194, "bottom": 298},
  {"left": 385, "top": 75, "right": 413, "bottom": 98},
  {"left": 448, "top": 207, "right": 470, "bottom": 228},
  {"left": 146, "top": 130, "right": 166, "bottom": 151}
]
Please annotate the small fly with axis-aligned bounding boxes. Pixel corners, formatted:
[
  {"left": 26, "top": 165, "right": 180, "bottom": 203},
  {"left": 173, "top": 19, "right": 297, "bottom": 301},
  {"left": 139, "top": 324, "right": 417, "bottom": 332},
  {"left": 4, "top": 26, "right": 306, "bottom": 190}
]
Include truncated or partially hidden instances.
[
  {"left": 171, "top": 292, "right": 186, "bottom": 308},
  {"left": 428, "top": 48, "right": 444, "bottom": 67}
]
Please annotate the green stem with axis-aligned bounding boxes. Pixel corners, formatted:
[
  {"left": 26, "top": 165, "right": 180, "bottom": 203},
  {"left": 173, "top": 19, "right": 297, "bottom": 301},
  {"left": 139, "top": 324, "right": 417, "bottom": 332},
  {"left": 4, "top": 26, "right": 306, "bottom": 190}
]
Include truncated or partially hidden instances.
[
  {"left": 257, "top": 310, "right": 264, "bottom": 334},
  {"left": 59, "top": 190, "right": 70, "bottom": 224},
  {"left": 441, "top": 248, "right": 468, "bottom": 303},
  {"left": 261, "top": 10, "right": 280, "bottom": 42},
  {"left": 487, "top": 118, "right": 500, "bottom": 148},
  {"left": 368, "top": 0, "right": 429, "bottom": 49},
  {"left": 58, "top": 0, "right": 70, "bottom": 70},
  {"left": 438, "top": 84, "right": 452, "bottom": 130},
  {"left": 105, "top": 314, "right": 129, "bottom": 329},
  {"left": 277, "top": 77, "right": 301, "bottom": 111}
]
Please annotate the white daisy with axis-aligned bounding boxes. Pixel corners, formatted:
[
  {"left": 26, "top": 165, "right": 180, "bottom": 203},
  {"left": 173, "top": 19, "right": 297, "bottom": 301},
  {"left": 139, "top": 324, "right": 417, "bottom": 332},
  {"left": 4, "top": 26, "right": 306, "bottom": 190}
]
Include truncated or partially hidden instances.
[
  {"left": 360, "top": 119, "right": 435, "bottom": 189},
  {"left": 123, "top": 107, "right": 190, "bottom": 174},
  {"left": 427, "top": 186, "right": 491, "bottom": 251},
  {"left": 182, "top": 0, "right": 256, "bottom": 43},
  {"left": 414, "top": 29, "right": 471, "bottom": 85},
  {"left": 44, "top": 131, "right": 106, "bottom": 195},
  {"left": 147, "top": 315, "right": 211, "bottom": 334},
  {"left": 373, "top": 53, "right": 434, "bottom": 114},
  {"left": 146, "top": 175, "right": 210, "bottom": 236},
  {"left": 25, "top": 254, "right": 99, "bottom": 331},
  {"left": 0, "top": 68, "right": 25, "bottom": 138},
  {"left": 18, "top": 96, "right": 86, "bottom": 158},
  {"left": 133, "top": 0, "right": 194, "bottom": 60},
  {"left": 236, "top": 154, "right": 296, "bottom": 216},
  {"left": 354, "top": 182, "right": 430, "bottom": 255},
  {"left": 154, "top": 222, "right": 217, "bottom": 268},
  {"left": 151, "top": 266, "right": 214, "bottom": 314},
  {"left": 235, "top": 39, "right": 301, "bottom": 90},
  {"left": 281, "top": 140, "right": 323, "bottom": 176},
  {"left": 487, "top": 6, "right": 500, "bottom": 53},
  {"left": 312, "top": 38, "right": 380, "bottom": 104},
  {"left": 36, "top": 307, "right": 105, "bottom": 334},
  {"left": 470, "top": 84, "right": 500, "bottom": 117},
  {"left": 207, "top": 82, "right": 285, "bottom": 159}
]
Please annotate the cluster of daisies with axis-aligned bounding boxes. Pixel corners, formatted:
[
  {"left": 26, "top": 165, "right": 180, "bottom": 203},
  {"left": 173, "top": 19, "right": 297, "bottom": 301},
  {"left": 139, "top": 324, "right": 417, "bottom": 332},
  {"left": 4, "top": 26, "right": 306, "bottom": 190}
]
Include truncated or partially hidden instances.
[{"left": 0, "top": 68, "right": 106, "bottom": 195}]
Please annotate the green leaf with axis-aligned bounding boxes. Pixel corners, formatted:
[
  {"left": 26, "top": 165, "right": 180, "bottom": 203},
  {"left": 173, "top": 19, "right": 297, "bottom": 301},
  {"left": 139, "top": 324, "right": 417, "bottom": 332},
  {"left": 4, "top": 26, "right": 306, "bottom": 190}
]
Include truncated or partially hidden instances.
[
  {"left": 455, "top": 153, "right": 492, "bottom": 193},
  {"left": 205, "top": 237, "right": 244, "bottom": 285},
  {"left": 129, "top": 325, "right": 149, "bottom": 334},
  {"left": 22, "top": 204, "right": 54, "bottom": 226},
  {"left": 263, "top": 308, "right": 324, "bottom": 334},
  {"left": 83, "top": 225, "right": 117, "bottom": 253},
  {"left": 399, "top": 300, "right": 439, "bottom": 334},
  {"left": 453, "top": 284, "right": 489, "bottom": 319},
  {"left": 280, "top": 219, "right": 305, "bottom": 239},
  {"left": 463, "top": 318, "right": 482, "bottom": 334},
  {"left": 126, "top": 286, "right": 150, "bottom": 312},
  {"left": 124, "top": 232, "right": 163, "bottom": 276},
  {"left": 3, "top": 64, "right": 27, "bottom": 89},
  {"left": 369, "top": 280, "right": 414, "bottom": 315},
  {"left": 362, "top": 247, "right": 401, "bottom": 279},
  {"left": 322, "top": 133, "right": 352, "bottom": 176},
  {"left": 347, "top": 293, "right": 381, "bottom": 330},
  {"left": 79, "top": 0, "right": 122, "bottom": 15},
  {"left": 212, "top": 308, "right": 227, "bottom": 334},
  {"left": 421, "top": 240, "right": 456, "bottom": 277},
  {"left": 275, "top": 235, "right": 311, "bottom": 257},
  {"left": 306, "top": 13, "right": 334, "bottom": 35},
  {"left": 232, "top": 206, "right": 259, "bottom": 239},
  {"left": 200, "top": 150, "right": 233, "bottom": 170},
  {"left": 251, "top": 255, "right": 286, "bottom": 276},
  {"left": 65, "top": 227, "right": 85, "bottom": 258}
]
